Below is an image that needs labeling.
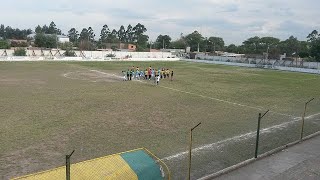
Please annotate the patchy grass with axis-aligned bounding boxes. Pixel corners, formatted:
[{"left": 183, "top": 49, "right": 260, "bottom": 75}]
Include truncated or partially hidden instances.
[{"left": 1, "top": 61, "right": 320, "bottom": 179}]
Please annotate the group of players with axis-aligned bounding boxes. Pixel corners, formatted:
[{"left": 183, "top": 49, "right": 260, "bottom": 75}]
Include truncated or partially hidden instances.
[{"left": 122, "top": 66, "right": 174, "bottom": 85}]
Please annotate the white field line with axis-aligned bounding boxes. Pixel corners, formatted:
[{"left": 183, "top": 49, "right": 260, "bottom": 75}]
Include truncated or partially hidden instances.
[
  {"left": 63, "top": 72, "right": 78, "bottom": 80},
  {"left": 158, "top": 85, "right": 296, "bottom": 118},
  {"left": 198, "top": 67, "right": 261, "bottom": 76},
  {"left": 161, "top": 112, "right": 320, "bottom": 161},
  {"left": 90, "top": 70, "right": 123, "bottom": 78},
  {"left": 301, "top": 77, "right": 319, "bottom": 81},
  {"left": 90, "top": 69, "right": 298, "bottom": 119},
  {"left": 63, "top": 71, "right": 97, "bottom": 82},
  {"left": 63, "top": 70, "right": 123, "bottom": 82}
]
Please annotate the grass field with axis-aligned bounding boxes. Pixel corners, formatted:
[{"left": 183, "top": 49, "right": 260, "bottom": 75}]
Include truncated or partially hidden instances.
[{"left": 1, "top": 61, "right": 320, "bottom": 179}]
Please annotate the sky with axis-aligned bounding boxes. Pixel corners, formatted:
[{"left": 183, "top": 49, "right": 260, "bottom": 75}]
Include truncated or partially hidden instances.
[{"left": 2, "top": 0, "right": 320, "bottom": 45}]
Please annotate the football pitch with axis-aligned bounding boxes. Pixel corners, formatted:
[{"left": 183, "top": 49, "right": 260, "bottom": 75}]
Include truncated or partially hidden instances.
[{"left": 1, "top": 61, "right": 320, "bottom": 179}]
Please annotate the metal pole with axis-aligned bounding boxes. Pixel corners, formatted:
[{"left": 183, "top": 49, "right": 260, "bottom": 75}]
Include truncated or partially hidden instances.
[
  {"left": 66, "top": 150, "right": 75, "bottom": 180},
  {"left": 188, "top": 129, "right": 193, "bottom": 180},
  {"left": 300, "top": 98, "right": 314, "bottom": 140},
  {"left": 255, "top": 110, "right": 269, "bottom": 158},
  {"left": 188, "top": 122, "right": 201, "bottom": 180},
  {"left": 163, "top": 39, "right": 165, "bottom": 50},
  {"left": 255, "top": 113, "right": 261, "bottom": 158}
]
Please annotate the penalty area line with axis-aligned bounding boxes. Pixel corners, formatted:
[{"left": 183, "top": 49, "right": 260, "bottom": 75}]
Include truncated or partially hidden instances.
[{"left": 91, "top": 69, "right": 297, "bottom": 119}]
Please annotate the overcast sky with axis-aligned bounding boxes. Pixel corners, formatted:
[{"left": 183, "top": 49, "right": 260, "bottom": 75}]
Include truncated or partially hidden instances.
[{"left": 2, "top": 0, "right": 320, "bottom": 45}]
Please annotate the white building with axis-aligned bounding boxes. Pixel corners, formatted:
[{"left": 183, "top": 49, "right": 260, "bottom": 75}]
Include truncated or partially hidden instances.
[
  {"left": 27, "top": 33, "right": 69, "bottom": 43},
  {"left": 57, "top": 35, "right": 69, "bottom": 43}
]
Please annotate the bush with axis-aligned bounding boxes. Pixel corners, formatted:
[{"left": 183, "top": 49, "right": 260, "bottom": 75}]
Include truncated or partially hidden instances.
[
  {"left": 11, "top": 41, "right": 28, "bottom": 47},
  {"left": 0, "top": 40, "right": 10, "bottom": 49},
  {"left": 35, "top": 33, "right": 57, "bottom": 48},
  {"left": 63, "top": 49, "right": 76, "bottom": 57},
  {"left": 59, "top": 42, "right": 74, "bottom": 50},
  {"left": 106, "top": 53, "right": 116, "bottom": 57},
  {"left": 250, "top": 60, "right": 257, "bottom": 64},
  {"left": 13, "top": 48, "right": 26, "bottom": 56}
]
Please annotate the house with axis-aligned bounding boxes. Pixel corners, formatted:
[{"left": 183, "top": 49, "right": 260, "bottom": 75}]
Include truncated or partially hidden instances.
[{"left": 102, "top": 43, "right": 136, "bottom": 51}]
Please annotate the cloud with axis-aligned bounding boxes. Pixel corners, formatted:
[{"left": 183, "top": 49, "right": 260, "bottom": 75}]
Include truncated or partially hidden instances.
[{"left": 1, "top": 0, "right": 320, "bottom": 45}]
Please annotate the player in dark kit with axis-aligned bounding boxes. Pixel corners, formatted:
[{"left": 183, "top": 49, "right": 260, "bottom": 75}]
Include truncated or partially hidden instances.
[
  {"left": 126, "top": 69, "right": 130, "bottom": 81},
  {"left": 129, "top": 69, "right": 133, "bottom": 80}
]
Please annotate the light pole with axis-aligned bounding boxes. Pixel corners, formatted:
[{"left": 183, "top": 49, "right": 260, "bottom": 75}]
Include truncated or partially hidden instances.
[
  {"left": 266, "top": 45, "right": 269, "bottom": 61},
  {"left": 300, "top": 98, "right": 315, "bottom": 140},
  {"left": 163, "top": 39, "right": 165, "bottom": 50},
  {"left": 205, "top": 38, "right": 208, "bottom": 54},
  {"left": 188, "top": 122, "right": 201, "bottom": 180}
]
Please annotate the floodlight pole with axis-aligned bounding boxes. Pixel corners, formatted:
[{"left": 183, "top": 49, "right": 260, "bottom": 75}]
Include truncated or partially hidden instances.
[
  {"left": 255, "top": 110, "right": 269, "bottom": 158},
  {"left": 66, "top": 150, "right": 75, "bottom": 180},
  {"left": 300, "top": 98, "right": 314, "bottom": 140},
  {"left": 188, "top": 122, "right": 201, "bottom": 180}
]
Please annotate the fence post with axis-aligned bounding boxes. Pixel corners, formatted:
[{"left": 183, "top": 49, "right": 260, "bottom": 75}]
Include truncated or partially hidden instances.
[
  {"left": 66, "top": 150, "right": 75, "bottom": 180},
  {"left": 300, "top": 98, "right": 314, "bottom": 141},
  {"left": 255, "top": 110, "right": 269, "bottom": 158},
  {"left": 188, "top": 122, "right": 201, "bottom": 180},
  {"left": 255, "top": 113, "right": 261, "bottom": 158}
]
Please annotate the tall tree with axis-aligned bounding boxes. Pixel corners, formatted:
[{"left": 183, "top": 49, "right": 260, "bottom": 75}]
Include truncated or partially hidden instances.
[
  {"left": 170, "top": 39, "right": 186, "bottom": 49},
  {"left": 242, "top": 36, "right": 261, "bottom": 54},
  {"left": 0, "top": 24, "right": 5, "bottom": 38},
  {"left": 207, "top": 36, "right": 225, "bottom": 52},
  {"left": 47, "top": 21, "right": 62, "bottom": 35},
  {"left": 108, "top": 29, "right": 119, "bottom": 43},
  {"left": 35, "top": 25, "right": 42, "bottom": 33},
  {"left": 48, "top": 21, "right": 57, "bottom": 34},
  {"left": 126, "top": 24, "right": 134, "bottom": 43},
  {"left": 185, "top": 31, "right": 204, "bottom": 52},
  {"left": 117, "top": 25, "right": 126, "bottom": 42},
  {"left": 279, "top": 36, "right": 300, "bottom": 56},
  {"left": 42, "top": 25, "right": 49, "bottom": 34},
  {"left": 259, "top": 37, "right": 280, "bottom": 58},
  {"left": 79, "top": 28, "right": 88, "bottom": 41},
  {"left": 307, "top": 30, "right": 320, "bottom": 61},
  {"left": 132, "top": 23, "right": 149, "bottom": 51},
  {"left": 307, "top": 30, "right": 318, "bottom": 42},
  {"left": 87, "top": 27, "right": 95, "bottom": 42},
  {"left": 68, "top": 28, "right": 79, "bottom": 43},
  {"left": 155, "top": 34, "right": 171, "bottom": 49},
  {"left": 226, "top": 44, "right": 238, "bottom": 53},
  {"left": 99, "top": 25, "right": 110, "bottom": 43},
  {"left": 34, "top": 33, "right": 57, "bottom": 48},
  {"left": 79, "top": 27, "right": 96, "bottom": 50}
]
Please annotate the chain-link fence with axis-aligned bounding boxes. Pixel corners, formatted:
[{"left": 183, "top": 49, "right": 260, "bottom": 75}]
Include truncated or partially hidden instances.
[
  {"left": 163, "top": 98, "right": 320, "bottom": 179},
  {"left": 12, "top": 148, "right": 170, "bottom": 180}
]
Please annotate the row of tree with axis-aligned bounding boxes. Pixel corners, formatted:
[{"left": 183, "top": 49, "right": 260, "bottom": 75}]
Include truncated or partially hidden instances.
[
  {"left": 0, "top": 21, "right": 320, "bottom": 60},
  {"left": 68, "top": 23, "right": 149, "bottom": 51},
  {"left": 154, "top": 30, "right": 320, "bottom": 61}
]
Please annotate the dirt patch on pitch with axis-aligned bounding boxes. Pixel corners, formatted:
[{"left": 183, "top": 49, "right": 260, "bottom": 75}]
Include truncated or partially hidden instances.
[{"left": 63, "top": 70, "right": 123, "bottom": 83}]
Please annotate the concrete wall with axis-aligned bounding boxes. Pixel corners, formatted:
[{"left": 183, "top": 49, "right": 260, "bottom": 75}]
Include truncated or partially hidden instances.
[
  {"left": 182, "top": 59, "right": 320, "bottom": 74},
  {"left": 0, "top": 56, "right": 180, "bottom": 62},
  {"left": 0, "top": 49, "right": 176, "bottom": 59},
  {"left": 194, "top": 54, "right": 320, "bottom": 70}
]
